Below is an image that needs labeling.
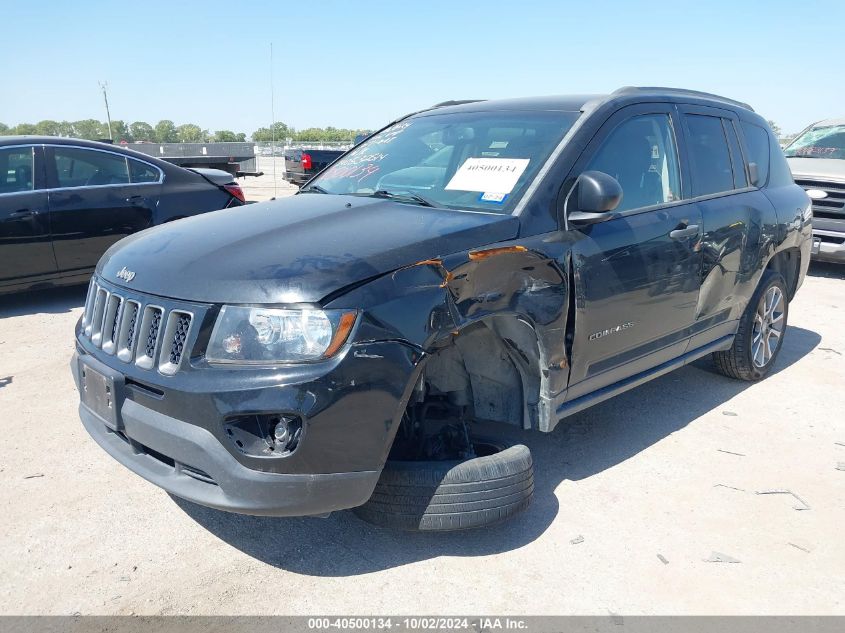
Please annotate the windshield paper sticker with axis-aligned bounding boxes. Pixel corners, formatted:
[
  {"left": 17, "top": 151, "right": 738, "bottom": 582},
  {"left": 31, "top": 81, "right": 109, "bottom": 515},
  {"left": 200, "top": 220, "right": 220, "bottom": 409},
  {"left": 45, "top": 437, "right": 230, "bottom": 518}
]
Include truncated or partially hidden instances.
[{"left": 446, "top": 158, "right": 529, "bottom": 194}]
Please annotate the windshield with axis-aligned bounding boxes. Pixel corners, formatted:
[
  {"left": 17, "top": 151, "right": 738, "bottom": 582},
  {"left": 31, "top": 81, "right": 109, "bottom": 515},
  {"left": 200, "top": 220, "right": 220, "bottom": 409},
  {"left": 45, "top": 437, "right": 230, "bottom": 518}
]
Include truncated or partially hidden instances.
[
  {"left": 784, "top": 124, "right": 845, "bottom": 159},
  {"left": 307, "top": 110, "right": 580, "bottom": 212}
]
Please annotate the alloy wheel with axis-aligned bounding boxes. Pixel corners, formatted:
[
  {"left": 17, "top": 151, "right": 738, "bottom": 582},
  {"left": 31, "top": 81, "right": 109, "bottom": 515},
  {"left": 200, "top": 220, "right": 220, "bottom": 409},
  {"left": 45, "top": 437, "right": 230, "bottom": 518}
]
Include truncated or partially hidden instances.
[{"left": 751, "top": 286, "right": 785, "bottom": 368}]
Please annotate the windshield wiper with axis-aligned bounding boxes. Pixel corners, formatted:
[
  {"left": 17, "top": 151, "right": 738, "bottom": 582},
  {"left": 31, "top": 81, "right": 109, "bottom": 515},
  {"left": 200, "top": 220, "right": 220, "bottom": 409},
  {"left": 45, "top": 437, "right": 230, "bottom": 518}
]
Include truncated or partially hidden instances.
[
  {"left": 301, "top": 184, "right": 330, "bottom": 194},
  {"left": 370, "top": 189, "right": 440, "bottom": 208}
]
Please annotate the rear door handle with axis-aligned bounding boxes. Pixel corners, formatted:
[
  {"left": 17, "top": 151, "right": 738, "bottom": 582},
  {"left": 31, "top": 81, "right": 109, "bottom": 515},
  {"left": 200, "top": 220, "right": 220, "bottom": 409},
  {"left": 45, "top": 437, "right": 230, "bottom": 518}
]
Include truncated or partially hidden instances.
[
  {"left": 7, "top": 209, "right": 38, "bottom": 220},
  {"left": 669, "top": 224, "right": 699, "bottom": 239},
  {"left": 126, "top": 195, "right": 144, "bottom": 205}
]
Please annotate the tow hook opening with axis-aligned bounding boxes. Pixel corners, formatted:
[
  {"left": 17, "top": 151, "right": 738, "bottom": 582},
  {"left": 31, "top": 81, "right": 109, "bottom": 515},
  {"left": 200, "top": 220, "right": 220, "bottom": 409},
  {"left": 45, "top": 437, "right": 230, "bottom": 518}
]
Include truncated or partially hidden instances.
[{"left": 224, "top": 413, "right": 303, "bottom": 457}]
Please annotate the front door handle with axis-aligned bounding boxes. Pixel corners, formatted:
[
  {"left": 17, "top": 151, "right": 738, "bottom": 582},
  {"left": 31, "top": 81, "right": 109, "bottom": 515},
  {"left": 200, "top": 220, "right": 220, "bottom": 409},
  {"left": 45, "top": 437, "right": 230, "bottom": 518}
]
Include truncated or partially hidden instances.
[
  {"left": 669, "top": 224, "right": 699, "bottom": 239},
  {"left": 126, "top": 195, "right": 144, "bottom": 205}
]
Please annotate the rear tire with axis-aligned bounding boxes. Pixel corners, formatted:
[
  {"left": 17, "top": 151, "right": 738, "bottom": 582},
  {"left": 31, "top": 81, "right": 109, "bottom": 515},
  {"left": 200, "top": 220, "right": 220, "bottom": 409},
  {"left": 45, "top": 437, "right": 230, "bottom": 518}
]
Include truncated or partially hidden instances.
[
  {"left": 353, "top": 439, "right": 533, "bottom": 531},
  {"left": 712, "top": 271, "right": 788, "bottom": 381}
]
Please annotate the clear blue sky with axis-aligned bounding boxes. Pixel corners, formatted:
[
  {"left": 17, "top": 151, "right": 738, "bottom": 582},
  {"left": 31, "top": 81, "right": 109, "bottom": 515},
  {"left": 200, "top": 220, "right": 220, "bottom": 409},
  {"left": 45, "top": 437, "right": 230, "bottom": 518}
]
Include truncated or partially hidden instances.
[{"left": 4, "top": 0, "right": 842, "bottom": 135}]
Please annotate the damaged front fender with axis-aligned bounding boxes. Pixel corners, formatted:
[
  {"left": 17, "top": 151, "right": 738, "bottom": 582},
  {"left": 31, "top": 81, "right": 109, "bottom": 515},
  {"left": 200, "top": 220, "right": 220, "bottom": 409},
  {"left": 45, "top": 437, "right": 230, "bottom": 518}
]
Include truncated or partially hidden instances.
[{"left": 326, "top": 232, "right": 577, "bottom": 431}]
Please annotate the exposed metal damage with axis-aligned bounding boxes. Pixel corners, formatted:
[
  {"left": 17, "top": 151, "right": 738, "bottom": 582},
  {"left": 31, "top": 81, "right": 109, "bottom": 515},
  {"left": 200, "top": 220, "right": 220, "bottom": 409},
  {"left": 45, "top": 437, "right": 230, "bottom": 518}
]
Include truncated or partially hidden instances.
[{"left": 345, "top": 242, "right": 573, "bottom": 435}]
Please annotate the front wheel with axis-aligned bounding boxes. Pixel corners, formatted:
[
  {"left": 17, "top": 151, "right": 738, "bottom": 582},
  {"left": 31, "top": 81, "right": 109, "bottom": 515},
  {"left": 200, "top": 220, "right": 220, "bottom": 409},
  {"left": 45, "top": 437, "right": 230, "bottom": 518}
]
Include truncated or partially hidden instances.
[
  {"left": 712, "top": 271, "right": 788, "bottom": 381},
  {"left": 352, "top": 438, "right": 533, "bottom": 531}
]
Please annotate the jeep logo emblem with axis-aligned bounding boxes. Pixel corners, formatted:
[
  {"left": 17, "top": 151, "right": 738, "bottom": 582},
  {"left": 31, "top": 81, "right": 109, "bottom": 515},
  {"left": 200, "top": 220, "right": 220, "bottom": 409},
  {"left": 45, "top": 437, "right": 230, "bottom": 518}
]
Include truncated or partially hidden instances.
[{"left": 116, "top": 267, "right": 136, "bottom": 282}]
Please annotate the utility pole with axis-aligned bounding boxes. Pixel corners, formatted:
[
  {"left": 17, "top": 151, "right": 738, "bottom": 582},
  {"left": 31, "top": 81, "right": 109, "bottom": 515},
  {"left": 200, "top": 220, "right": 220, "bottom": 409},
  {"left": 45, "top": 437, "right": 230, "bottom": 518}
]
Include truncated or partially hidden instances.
[
  {"left": 99, "top": 81, "right": 113, "bottom": 141},
  {"left": 269, "top": 42, "right": 277, "bottom": 198}
]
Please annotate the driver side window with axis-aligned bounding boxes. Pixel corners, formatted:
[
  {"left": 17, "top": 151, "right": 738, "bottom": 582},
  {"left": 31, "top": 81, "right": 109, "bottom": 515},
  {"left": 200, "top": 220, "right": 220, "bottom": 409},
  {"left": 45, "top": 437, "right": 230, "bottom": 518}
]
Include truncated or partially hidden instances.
[
  {"left": 53, "top": 147, "right": 129, "bottom": 188},
  {"left": 586, "top": 113, "right": 681, "bottom": 212}
]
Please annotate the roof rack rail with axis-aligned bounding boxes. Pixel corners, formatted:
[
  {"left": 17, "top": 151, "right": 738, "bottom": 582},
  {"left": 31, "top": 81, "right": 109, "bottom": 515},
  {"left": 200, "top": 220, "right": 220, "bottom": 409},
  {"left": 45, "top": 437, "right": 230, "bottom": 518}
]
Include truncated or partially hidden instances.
[
  {"left": 612, "top": 86, "right": 754, "bottom": 112},
  {"left": 431, "top": 99, "right": 486, "bottom": 108}
]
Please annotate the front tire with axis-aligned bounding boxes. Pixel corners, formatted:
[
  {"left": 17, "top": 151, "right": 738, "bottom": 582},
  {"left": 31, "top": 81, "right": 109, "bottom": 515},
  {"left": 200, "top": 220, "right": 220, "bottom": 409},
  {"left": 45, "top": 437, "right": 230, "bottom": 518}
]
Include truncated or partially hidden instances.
[
  {"left": 712, "top": 271, "right": 788, "bottom": 381},
  {"left": 352, "top": 439, "right": 533, "bottom": 531}
]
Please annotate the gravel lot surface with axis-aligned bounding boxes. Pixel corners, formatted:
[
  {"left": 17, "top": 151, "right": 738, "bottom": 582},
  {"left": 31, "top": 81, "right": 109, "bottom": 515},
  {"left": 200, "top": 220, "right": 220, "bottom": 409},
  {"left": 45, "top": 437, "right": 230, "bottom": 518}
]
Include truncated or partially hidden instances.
[{"left": 0, "top": 255, "right": 843, "bottom": 615}]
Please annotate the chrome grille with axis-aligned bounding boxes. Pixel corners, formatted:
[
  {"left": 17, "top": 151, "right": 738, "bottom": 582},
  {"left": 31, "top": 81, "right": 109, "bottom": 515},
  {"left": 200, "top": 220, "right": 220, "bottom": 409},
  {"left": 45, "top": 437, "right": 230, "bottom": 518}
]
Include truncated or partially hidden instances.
[
  {"left": 82, "top": 280, "right": 97, "bottom": 334},
  {"left": 126, "top": 303, "right": 139, "bottom": 350},
  {"left": 158, "top": 311, "right": 193, "bottom": 375},
  {"left": 169, "top": 314, "right": 191, "bottom": 365},
  {"left": 145, "top": 310, "right": 162, "bottom": 358},
  {"left": 111, "top": 303, "right": 121, "bottom": 342},
  {"left": 101, "top": 294, "right": 123, "bottom": 354},
  {"left": 81, "top": 279, "right": 196, "bottom": 375},
  {"left": 136, "top": 306, "right": 163, "bottom": 369},
  {"left": 90, "top": 287, "right": 108, "bottom": 346},
  {"left": 117, "top": 300, "right": 140, "bottom": 363},
  {"left": 794, "top": 179, "right": 845, "bottom": 220}
]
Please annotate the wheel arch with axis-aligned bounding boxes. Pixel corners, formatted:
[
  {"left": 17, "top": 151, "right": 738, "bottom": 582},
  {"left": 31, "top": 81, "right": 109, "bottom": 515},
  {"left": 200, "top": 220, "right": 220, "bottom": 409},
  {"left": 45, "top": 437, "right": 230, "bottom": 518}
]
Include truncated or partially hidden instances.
[
  {"left": 328, "top": 239, "right": 575, "bottom": 435},
  {"left": 419, "top": 312, "right": 553, "bottom": 432},
  {"left": 764, "top": 246, "right": 801, "bottom": 301}
]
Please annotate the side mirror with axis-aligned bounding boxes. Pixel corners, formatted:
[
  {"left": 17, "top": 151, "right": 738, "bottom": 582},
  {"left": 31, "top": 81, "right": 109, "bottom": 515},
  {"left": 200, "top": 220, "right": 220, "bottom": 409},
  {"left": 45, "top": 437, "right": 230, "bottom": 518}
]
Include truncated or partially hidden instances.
[
  {"left": 748, "top": 162, "right": 760, "bottom": 187},
  {"left": 563, "top": 170, "right": 623, "bottom": 228}
]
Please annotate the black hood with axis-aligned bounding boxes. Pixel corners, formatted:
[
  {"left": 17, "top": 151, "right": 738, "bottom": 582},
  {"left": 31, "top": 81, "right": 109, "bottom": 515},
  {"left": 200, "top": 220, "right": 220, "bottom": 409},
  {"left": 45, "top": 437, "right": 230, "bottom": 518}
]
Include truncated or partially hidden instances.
[{"left": 97, "top": 194, "right": 519, "bottom": 303}]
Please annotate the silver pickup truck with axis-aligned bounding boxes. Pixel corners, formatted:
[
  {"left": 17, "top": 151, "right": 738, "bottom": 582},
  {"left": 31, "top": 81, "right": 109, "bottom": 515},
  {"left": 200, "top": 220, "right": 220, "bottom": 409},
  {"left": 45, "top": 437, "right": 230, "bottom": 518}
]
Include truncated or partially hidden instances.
[{"left": 785, "top": 118, "right": 845, "bottom": 263}]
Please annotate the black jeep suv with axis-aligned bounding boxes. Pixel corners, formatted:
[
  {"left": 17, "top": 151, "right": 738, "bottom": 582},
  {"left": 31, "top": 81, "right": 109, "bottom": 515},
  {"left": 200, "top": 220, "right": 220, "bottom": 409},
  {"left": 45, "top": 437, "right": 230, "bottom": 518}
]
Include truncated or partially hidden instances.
[{"left": 73, "top": 87, "right": 811, "bottom": 531}]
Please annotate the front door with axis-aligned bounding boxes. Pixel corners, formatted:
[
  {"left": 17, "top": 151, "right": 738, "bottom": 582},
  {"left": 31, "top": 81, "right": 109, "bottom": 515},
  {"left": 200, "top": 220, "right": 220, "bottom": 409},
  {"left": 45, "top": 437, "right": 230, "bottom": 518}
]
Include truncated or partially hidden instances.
[
  {"left": 0, "top": 145, "right": 56, "bottom": 287},
  {"left": 564, "top": 105, "right": 703, "bottom": 401},
  {"left": 46, "top": 145, "right": 155, "bottom": 273}
]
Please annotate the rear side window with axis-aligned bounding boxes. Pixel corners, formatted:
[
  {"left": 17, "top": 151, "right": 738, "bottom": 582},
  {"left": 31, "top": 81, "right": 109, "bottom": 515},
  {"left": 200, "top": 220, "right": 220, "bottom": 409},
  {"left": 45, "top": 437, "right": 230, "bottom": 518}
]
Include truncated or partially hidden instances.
[
  {"left": 766, "top": 128, "right": 794, "bottom": 188},
  {"left": 740, "top": 122, "right": 770, "bottom": 187},
  {"left": 0, "top": 146, "right": 34, "bottom": 194},
  {"left": 53, "top": 147, "right": 129, "bottom": 188},
  {"left": 586, "top": 113, "right": 681, "bottom": 212},
  {"left": 684, "top": 114, "right": 734, "bottom": 196},
  {"left": 128, "top": 158, "right": 160, "bottom": 183},
  {"left": 723, "top": 121, "right": 748, "bottom": 189}
]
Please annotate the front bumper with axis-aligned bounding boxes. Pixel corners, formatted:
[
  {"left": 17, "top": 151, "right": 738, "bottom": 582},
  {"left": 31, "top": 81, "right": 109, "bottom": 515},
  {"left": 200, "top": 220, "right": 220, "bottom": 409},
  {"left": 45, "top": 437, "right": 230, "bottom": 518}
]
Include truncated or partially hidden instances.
[
  {"left": 284, "top": 172, "right": 309, "bottom": 186},
  {"left": 811, "top": 229, "right": 845, "bottom": 263},
  {"left": 77, "top": 388, "right": 379, "bottom": 517},
  {"left": 73, "top": 328, "right": 421, "bottom": 516}
]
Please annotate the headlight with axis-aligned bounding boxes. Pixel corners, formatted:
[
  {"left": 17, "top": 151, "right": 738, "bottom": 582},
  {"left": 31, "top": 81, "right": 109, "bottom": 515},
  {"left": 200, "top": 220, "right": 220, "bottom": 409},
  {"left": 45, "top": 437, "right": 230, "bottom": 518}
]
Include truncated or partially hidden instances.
[{"left": 207, "top": 306, "right": 357, "bottom": 364}]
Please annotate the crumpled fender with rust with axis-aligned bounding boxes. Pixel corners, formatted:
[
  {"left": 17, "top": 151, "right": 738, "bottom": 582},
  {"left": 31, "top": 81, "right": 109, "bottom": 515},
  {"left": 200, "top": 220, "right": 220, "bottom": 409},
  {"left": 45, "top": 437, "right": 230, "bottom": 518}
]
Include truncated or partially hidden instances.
[{"left": 326, "top": 230, "right": 581, "bottom": 431}]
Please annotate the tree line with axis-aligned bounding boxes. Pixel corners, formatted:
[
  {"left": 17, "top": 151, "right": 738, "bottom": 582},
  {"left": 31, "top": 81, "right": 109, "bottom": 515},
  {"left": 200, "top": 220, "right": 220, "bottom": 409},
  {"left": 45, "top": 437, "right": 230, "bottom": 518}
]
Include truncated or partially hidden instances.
[
  {"left": 1, "top": 116, "right": 787, "bottom": 144},
  {"left": 250, "top": 122, "right": 371, "bottom": 143},
  {"left": 0, "top": 119, "right": 369, "bottom": 144}
]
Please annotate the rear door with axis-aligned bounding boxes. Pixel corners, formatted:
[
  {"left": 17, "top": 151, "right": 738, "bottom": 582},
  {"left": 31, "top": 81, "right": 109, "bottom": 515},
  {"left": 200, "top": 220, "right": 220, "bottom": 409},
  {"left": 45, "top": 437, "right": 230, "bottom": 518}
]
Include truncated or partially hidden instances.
[
  {"left": 565, "top": 104, "right": 704, "bottom": 400},
  {"left": 46, "top": 145, "right": 160, "bottom": 272},
  {"left": 0, "top": 144, "right": 56, "bottom": 285},
  {"left": 677, "top": 106, "right": 773, "bottom": 348}
]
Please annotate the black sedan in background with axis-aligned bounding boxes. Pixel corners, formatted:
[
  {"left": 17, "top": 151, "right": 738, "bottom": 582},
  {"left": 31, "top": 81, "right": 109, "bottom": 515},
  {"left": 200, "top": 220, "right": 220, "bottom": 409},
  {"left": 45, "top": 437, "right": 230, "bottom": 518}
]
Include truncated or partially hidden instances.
[{"left": 0, "top": 137, "right": 246, "bottom": 295}]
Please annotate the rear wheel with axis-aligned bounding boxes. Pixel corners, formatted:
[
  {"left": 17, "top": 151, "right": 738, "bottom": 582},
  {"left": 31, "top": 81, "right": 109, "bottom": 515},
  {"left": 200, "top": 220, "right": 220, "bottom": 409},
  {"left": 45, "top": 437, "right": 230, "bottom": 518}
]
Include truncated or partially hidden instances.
[
  {"left": 353, "top": 438, "right": 534, "bottom": 531},
  {"left": 712, "top": 271, "right": 788, "bottom": 381}
]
